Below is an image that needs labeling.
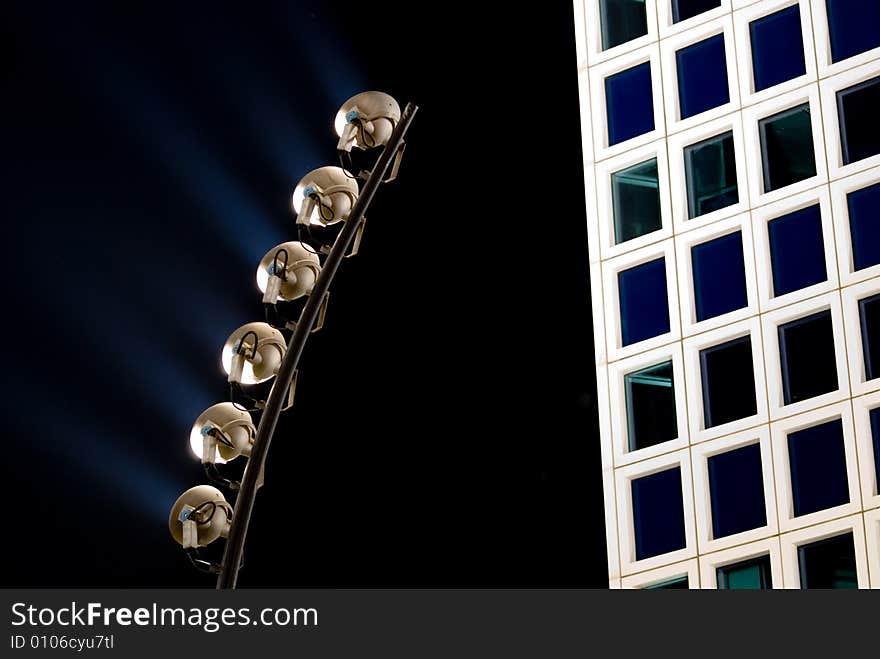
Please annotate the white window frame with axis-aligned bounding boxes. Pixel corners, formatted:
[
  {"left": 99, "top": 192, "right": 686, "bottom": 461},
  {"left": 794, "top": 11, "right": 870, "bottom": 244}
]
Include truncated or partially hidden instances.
[
  {"left": 842, "top": 278, "right": 880, "bottom": 396},
  {"left": 657, "top": 0, "right": 732, "bottom": 39},
  {"left": 660, "top": 15, "right": 741, "bottom": 136},
  {"left": 819, "top": 60, "right": 880, "bottom": 181},
  {"left": 601, "top": 240, "right": 681, "bottom": 363},
  {"left": 779, "top": 513, "right": 869, "bottom": 588},
  {"left": 668, "top": 111, "right": 750, "bottom": 234},
  {"left": 771, "top": 402, "right": 861, "bottom": 533},
  {"left": 732, "top": 0, "right": 817, "bottom": 108},
  {"left": 675, "top": 211, "right": 758, "bottom": 337},
  {"left": 609, "top": 343, "right": 690, "bottom": 467},
  {"left": 692, "top": 426, "right": 779, "bottom": 554},
  {"left": 741, "top": 84, "right": 828, "bottom": 208},
  {"left": 682, "top": 315, "right": 769, "bottom": 444},
  {"left": 865, "top": 508, "right": 880, "bottom": 589},
  {"left": 853, "top": 391, "right": 880, "bottom": 512},
  {"left": 582, "top": 0, "right": 660, "bottom": 67},
  {"left": 615, "top": 448, "right": 697, "bottom": 575},
  {"left": 595, "top": 138, "right": 673, "bottom": 260},
  {"left": 589, "top": 43, "right": 666, "bottom": 162},
  {"left": 761, "top": 292, "right": 848, "bottom": 421},
  {"left": 751, "top": 184, "right": 838, "bottom": 312},
  {"left": 699, "top": 536, "right": 783, "bottom": 589},
  {"left": 829, "top": 168, "right": 880, "bottom": 288},
  {"left": 808, "top": 0, "right": 880, "bottom": 79},
  {"left": 621, "top": 558, "right": 700, "bottom": 588}
]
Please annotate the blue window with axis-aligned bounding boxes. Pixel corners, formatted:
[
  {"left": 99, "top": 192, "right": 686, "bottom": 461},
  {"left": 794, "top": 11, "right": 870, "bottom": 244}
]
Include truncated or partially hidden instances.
[
  {"left": 788, "top": 418, "right": 850, "bottom": 517},
  {"left": 625, "top": 360, "right": 677, "bottom": 452},
  {"left": 600, "top": 0, "right": 649, "bottom": 50},
  {"left": 779, "top": 311, "right": 838, "bottom": 405},
  {"left": 684, "top": 131, "right": 738, "bottom": 218},
  {"left": 700, "top": 336, "right": 757, "bottom": 428},
  {"left": 759, "top": 104, "right": 817, "bottom": 192},
  {"left": 798, "top": 532, "right": 858, "bottom": 589},
  {"left": 606, "top": 63, "right": 655, "bottom": 146},
  {"left": 708, "top": 443, "right": 766, "bottom": 539},
  {"left": 676, "top": 34, "right": 729, "bottom": 119},
  {"left": 618, "top": 258, "right": 670, "bottom": 346},
  {"left": 692, "top": 231, "right": 747, "bottom": 322},
  {"left": 672, "top": 0, "right": 721, "bottom": 23},
  {"left": 767, "top": 205, "right": 827, "bottom": 297},
  {"left": 871, "top": 407, "right": 880, "bottom": 490},
  {"left": 860, "top": 293, "right": 880, "bottom": 381},
  {"left": 837, "top": 77, "right": 880, "bottom": 165},
  {"left": 749, "top": 5, "right": 806, "bottom": 92},
  {"left": 612, "top": 158, "right": 662, "bottom": 244},
  {"left": 826, "top": 0, "right": 880, "bottom": 63},
  {"left": 645, "top": 576, "right": 688, "bottom": 589},
  {"left": 717, "top": 554, "right": 772, "bottom": 589},
  {"left": 632, "top": 467, "right": 686, "bottom": 560},
  {"left": 847, "top": 182, "right": 880, "bottom": 271}
]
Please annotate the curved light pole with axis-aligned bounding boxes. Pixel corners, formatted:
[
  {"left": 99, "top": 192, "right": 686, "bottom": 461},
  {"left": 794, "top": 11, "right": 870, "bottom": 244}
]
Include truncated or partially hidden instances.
[{"left": 215, "top": 102, "right": 418, "bottom": 590}]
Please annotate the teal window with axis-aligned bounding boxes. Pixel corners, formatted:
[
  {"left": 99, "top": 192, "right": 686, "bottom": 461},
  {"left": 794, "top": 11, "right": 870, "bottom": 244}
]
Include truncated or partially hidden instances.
[
  {"left": 717, "top": 555, "right": 772, "bottom": 590},
  {"left": 798, "top": 532, "right": 858, "bottom": 589},
  {"left": 612, "top": 158, "right": 662, "bottom": 244},
  {"left": 684, "top": 131, "right": 738, "bottom": 218},
  {"left": 646, "top": 576, "right": 688, "bottom": 589},
  {"left": 600, "top": 0, "right": 649, "bottom": 50},
  {"left": 625, "top": 360, "right": 677, "bottom": 452},
  {"left": 759, "top": 104, "right": 816, "bottom": 192}
]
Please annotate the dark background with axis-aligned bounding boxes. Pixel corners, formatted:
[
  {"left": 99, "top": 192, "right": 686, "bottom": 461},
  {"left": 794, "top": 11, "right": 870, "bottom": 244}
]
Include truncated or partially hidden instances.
[{"left": 0, "top": 1, "right": 603, "bottom": 587}]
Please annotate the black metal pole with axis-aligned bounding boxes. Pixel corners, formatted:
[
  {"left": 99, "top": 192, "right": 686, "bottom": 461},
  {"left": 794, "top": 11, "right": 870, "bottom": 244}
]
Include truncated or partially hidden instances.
[{"left": 216, "top": 103, "right": 418, "bottom": 590}]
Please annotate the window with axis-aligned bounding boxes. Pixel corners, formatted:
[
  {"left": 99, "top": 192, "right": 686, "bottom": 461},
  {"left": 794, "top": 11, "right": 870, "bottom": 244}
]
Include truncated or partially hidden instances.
[
  {"left": 700, "top": 336, "right": 757, "bottom": 428},
  {"left": 606, "top": 63, "right": 655, "bottom": 146},
  {"left": 676, "top": 34, "right": 729, "bottom": 119},
  {"left": 612, "top": 158, "right": 662, "bottom": 244},
  {"left": 847, "top": 182, "right": 880, "bottom": 271},
  {"left": 632, "top": 467, "right": 686, "bottom": 560},
  {"left": 837, "top": 77, "right": 880, "bottom": 165},
  {"left": 860, "top": 293, "right": 880, "bottom": 381},
  {"left": 759, "top": 104, "right": 816, "bottom": 192},
  {"left": 749, "top": 5, "right": 806, "bottom": 92},
  {"left": 692, "top": 231, "right": 747, "bottom": 322},
  {"left": 798, "top": 532, "right": 858, "bottom": 589},
  {"left": 625, "top": 361, "right": 677, "bottom": 451},
  {"left": 684, "top": 131, "right": 738, "bottom": 218},
  {"left": 871, "top": 407, "right": 880, "bottom": 489},
  {"left": 767, "top": 205, "right": 827, "bottom": 297},
  {"left": 618, "top": 258, "right": 670, "bottom": 346},
  {"left": 600, "top": 0, "right": 649, "bottom": 50},
  {"left": 645, "top": 576, "right": 688, "bottom": 589},
  {"left": 788, "top": 418, "right": 850, "bottom": 517},
  {"left": 779, "top": 310, "right": 837, "bottom": 405},
  {"left": 826, "top": 0, "right": 880, "bottom": 63},
  {"left": 717, "top": 554, "right": 772, "bottom": 589},
  {"left": 708, "top": 443, "right": 766, "bottom": 538},
  {"left": 672, "top": 0, "right": 721, "bottom": 23}
]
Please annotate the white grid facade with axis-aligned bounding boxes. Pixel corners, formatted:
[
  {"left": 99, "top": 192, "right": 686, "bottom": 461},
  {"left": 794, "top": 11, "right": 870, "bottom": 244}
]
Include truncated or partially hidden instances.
[{"left": 573, "top": 0, "right": 880, "bottom": 588}]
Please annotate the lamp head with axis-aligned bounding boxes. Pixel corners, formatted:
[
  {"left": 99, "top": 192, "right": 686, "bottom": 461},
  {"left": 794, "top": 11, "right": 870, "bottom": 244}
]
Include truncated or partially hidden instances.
[
  {"left": 256, "top": 241, "right": 321, "bottom": 303},
  {"left": 168, "top": 485, "right": 232, "bottom": 548},
  {"left": 335, "top": 91, "right": 401, "bottom": 152},
  {"left": 189, "top": 402, "right": 255, "bottom": 464},
  {"left": 291, "top": 166, "right": 359, "bottom": 227},
  {"left": 221, "top": 322, "right": 286, "bottom": 385}
]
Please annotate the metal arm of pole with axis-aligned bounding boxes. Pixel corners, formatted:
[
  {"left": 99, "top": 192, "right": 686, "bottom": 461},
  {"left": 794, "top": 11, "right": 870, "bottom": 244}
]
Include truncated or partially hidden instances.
[{"left": 216, "top": 102, "right": 418, "bottom": 590}]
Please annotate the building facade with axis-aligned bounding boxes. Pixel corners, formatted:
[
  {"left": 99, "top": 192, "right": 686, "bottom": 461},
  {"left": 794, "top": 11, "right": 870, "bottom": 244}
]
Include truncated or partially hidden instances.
[{"left": 573, "top": 0, "right": 880, "bottom": 587}]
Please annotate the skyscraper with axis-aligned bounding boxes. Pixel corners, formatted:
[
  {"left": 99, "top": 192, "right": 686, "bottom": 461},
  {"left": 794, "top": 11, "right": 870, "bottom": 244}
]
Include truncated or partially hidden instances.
[{"left": 573, "top": 0, "right": 880, "bottom": 588}]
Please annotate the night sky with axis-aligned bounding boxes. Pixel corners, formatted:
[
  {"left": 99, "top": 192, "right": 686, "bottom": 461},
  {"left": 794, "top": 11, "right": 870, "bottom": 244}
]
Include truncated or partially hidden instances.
[{"left": 1, "top": 1, "right": 603, "bottom": 587}]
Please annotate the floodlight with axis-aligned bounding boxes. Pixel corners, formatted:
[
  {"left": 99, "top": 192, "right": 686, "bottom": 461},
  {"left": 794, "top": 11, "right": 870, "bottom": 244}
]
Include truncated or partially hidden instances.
[
  {"left": 189, "top": 402, "right": 256, "bottom": 465},
  {"left": 221, "top": 322, "right": 286, "bottom": 385},
  {"left": 292, "top": 166, "right": 359, "bottom": 227},
  {"left": 335, "top": 91, "right": 401, "bottom": 152},
  {"left": 256, "top": 241, "right": 321, "bottom": 304},
  {"left": 168, "top": 485, "right": 232, "bottom": 549}
]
